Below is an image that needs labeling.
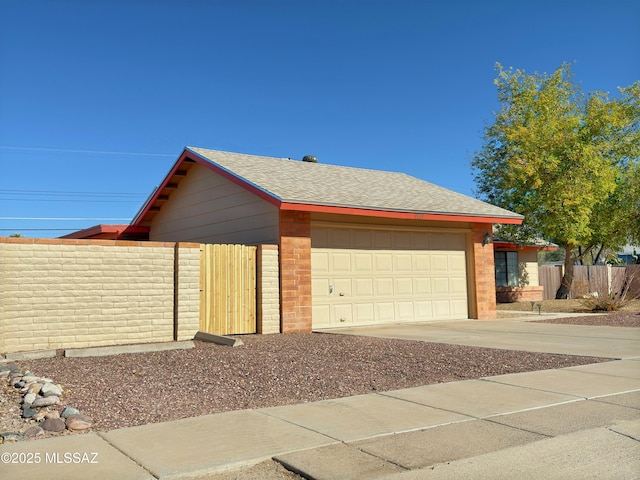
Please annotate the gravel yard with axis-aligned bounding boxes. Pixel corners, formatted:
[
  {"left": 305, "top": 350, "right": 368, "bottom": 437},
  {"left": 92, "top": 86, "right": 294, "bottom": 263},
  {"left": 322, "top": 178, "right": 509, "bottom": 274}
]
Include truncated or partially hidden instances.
[{"left": 2, "top": 328, "right": 617, "bottom": 439}]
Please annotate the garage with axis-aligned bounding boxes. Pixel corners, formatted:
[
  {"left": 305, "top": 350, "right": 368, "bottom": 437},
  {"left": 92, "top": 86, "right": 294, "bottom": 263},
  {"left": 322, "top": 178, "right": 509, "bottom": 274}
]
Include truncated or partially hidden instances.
[{"left": 311, "top": 224, "right": 469, "bottom": 328}]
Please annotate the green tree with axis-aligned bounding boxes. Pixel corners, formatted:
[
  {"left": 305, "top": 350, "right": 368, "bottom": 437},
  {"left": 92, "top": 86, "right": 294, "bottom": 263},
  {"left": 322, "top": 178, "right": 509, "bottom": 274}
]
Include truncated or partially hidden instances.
[{"left": 473, "top": 63, "right": 640, "bottom": 298}]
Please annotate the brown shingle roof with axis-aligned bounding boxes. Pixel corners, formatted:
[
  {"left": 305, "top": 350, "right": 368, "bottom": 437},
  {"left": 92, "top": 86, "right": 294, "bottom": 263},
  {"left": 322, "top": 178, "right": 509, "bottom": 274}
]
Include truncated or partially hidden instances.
[{"left": 187, "top": 147, "right": 522, "bottom": 220}]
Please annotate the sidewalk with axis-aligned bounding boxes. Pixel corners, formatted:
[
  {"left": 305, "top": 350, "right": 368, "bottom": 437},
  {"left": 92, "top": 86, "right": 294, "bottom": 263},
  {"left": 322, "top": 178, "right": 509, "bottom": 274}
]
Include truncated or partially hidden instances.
[{"left": 1, "top": 320, "right": 639, "bottom": 480}]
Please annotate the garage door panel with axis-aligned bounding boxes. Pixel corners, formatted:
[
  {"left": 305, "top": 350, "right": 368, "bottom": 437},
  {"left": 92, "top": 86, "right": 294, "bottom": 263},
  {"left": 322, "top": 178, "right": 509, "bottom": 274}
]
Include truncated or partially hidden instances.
[
  {"left": 395, "top": 254, "right": 413, "bottom": 272},
  {"left": 450, "top": 276, "right": 467, "bottom": 294},
  {"left": 376, "top": 302, "right": 395, "bottom": 322},
  {"left": 312, "top": 278, "right": 331, "bottom": 299},
  {"left": 416, "top": 301, "right": 433, "bottom": 320},
  {"left": 449, "top": 254, "right": 466, "bottom": 272},
  {"left": 333, "top": 278, "right": 352, "bottom": 297},
  {"left": 312, "top": 251, "right": 330, "bottom": 273},
  {"left": 413, "top": 254, "right": 431, "bottom": 271},
  {"left": 331, "top": 252, "right": 352, "bottom": 271},
  {"left": 313, "top": 305, "right": 331, "bottom": 327},
  {"left": 396, "top": 302, "right": 415, "bottom": 321},
  {"left": 451, "top": 299, "right": 468, "bottom": 316},
  {"left": 354, "top": 303, "right": 374, "bottom": 323},
  {"left": 334, "top": 304, "right": 352, "bottom": 324},
  {"left": 415, "top": 277, "right": 431, "bottom": 294},
  {"left": 375, "top": 278, "right": 394, "bottom": 296},
  {"left": 432, "top": 254, "right": 449, "bottom": 272},
  {"left": 396, "top": 277, "right": 414, "bottom": 295},
  {"left": 433, "top": 300, "right": 451, "bottom": 317},
  {"left": 354, "top": 278, "right": 374, "bottom": 296},
  {"left": 432, "top": 277, "right": 451, "bottom": 294},
  {"left": 312, "top": 227, "right": 469, "bottom": 328},
  {"left": 375, "top": 253, "right": 393, "bottom": 272},
  {"left": 354, "top": 253, "right": 373, "bottom": 272}
]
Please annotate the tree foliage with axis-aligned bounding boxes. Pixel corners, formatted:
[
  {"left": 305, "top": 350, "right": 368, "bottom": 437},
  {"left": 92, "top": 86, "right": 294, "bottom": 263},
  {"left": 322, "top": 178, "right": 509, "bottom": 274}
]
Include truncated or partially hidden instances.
[{"left": 473, "top": 63, "right": 640, "bottom": 298}]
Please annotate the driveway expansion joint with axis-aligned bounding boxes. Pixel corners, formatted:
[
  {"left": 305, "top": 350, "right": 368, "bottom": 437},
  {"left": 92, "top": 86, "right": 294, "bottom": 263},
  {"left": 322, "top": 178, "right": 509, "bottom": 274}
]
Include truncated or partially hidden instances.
[{"left": 95, "top": 431, "right": 160, "bottom": 480}]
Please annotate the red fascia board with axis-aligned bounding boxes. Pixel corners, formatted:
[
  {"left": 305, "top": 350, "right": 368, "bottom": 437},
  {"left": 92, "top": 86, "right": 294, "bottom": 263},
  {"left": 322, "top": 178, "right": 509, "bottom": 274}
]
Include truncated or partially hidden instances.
[
  {"left": 61, "top": 224, "right": 128, "bottom": 239},
  {"left": 494, "top": 241, "right": 558, "bottom": 251},
  {"left": 281, "top": 202, "right": 523, "bottom": 224}
]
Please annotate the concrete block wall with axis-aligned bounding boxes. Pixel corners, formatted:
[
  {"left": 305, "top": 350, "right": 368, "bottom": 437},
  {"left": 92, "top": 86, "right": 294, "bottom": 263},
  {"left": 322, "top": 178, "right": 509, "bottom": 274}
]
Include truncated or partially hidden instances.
[
  {"left": 0, "top": 238, "right": 200, "bottom": 354},
  {"left": 257, "top": 244, "right": 280, "bottom": 334},
  {"left": 175, "top": 243, "right": 202, "bottom": 341}
]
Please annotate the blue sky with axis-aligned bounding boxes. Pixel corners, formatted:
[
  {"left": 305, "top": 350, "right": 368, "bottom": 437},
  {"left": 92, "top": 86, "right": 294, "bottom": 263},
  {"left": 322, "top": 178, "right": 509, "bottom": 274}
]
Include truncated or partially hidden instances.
[{"left": 1, "top": 0, "right": 638, "bottom": 237}]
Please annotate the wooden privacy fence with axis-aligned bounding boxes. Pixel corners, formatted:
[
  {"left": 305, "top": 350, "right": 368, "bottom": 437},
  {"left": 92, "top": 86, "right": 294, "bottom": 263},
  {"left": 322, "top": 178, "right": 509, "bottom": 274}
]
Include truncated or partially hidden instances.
[
  {"left": 539, "top": 264, "right": 640, "bottom": 300},
  {"left": 200, "top": 244, "right": 257, "bottom": 335}
]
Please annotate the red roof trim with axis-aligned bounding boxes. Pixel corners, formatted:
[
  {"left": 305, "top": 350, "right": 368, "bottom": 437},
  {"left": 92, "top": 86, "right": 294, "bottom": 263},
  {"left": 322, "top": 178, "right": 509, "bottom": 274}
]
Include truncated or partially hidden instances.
[
  {"left": 61, "top": 224, "right": 149, "bottom": 240},
  {"left": 494, "top": 241, "right": 558, "bottom": 251},
  {"left": 281, "top": 202, "right": 523, "bottom": 224}
]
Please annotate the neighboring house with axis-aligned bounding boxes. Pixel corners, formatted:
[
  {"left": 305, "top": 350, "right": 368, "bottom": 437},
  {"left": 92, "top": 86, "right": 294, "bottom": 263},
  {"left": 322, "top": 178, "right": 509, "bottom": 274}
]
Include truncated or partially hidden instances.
[
  {"left": 62, "top": 224, "right": 148, "bottom": 240},
  {"left": 617, "top": 245, "right": 639, "bottom": 265},
  {"left": 68, "top": 147, "right": 523, "bottom": 332},
  {"left": 493, "top": 239, "right": 558, "bottom": 303}
]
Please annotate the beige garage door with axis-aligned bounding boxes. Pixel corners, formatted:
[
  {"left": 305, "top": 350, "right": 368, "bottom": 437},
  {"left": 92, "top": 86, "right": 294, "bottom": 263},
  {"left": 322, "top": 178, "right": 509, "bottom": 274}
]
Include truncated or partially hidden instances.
[{"left": 311, "top": 226, "right": 468, "bottom": 328}]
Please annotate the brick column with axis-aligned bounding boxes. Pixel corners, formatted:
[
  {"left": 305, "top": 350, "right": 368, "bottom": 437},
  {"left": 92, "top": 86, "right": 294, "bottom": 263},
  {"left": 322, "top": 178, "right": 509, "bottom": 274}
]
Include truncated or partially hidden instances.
[
  {"left": 279, "top": 211, "right": 312, "bottom": 333},
  {"left": 470, "top": 224, "right": 497, "bottom": 319}
]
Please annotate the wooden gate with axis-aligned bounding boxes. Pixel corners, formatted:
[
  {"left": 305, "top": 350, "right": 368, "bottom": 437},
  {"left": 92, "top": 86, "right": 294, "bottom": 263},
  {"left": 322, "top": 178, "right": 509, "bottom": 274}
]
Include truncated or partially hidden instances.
[{"left": 200, "top": 244, "right": 257, "bottom": 335}]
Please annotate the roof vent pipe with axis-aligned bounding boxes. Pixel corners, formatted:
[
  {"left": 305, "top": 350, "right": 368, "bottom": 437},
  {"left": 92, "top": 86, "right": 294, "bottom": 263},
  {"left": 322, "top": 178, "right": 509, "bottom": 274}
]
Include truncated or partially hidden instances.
[{"left": 302, "top": 155, "right": 318, "bottom": 163}]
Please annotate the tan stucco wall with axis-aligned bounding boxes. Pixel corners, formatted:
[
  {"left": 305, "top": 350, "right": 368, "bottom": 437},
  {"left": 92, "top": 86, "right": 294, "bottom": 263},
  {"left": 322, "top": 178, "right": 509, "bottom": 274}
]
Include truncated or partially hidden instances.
[
  {"left": 518, "top": 249, "right": 540, "bottom": 287},
  {"left": 150, "top": 163, "right": 280, "bottom": 244}
]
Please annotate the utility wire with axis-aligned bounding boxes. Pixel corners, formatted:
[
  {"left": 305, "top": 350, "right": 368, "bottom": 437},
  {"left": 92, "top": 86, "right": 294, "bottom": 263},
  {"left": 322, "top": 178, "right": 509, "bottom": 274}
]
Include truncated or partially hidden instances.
[
  {"left": 0, "top": 217, "right": 131, "bottom": 221},
  {"left": 0, "top": 145, "right": 175, "bottom": 157}
]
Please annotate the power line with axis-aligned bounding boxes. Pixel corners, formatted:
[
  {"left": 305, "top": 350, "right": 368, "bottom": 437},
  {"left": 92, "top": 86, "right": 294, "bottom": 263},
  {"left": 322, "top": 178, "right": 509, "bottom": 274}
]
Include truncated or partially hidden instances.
[
  {"left": 0, "top": 145, "right": 175, "bottom": 157},
  {"left": 0, "top": 228, "right": 90, "bottom": 231},
  {"left": 0, "top": 217, "right": 131, "bottom": 221},
  {"left": 1, "top": 198, "right": 142, "bottom": 203},
  {"left": 0, "top": 189, "right": 146, "bottom": 197}
]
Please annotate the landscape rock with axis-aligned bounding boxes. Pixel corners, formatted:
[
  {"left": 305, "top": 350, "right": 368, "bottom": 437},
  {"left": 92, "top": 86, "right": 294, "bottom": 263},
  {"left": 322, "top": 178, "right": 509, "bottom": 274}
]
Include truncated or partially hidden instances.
[
  {"left": 23, "top": 426, "right": 45, "bottom": 439},
  {"left": 45, "top": 411, "right": 60, "bottom": 419},
  {"left": 28, "top": 383, "right": 42, "bottom": 395},
  {"left": 23, "top": 392, "right": 37, "bottom": 406},
  {"left": 61, "top": 406, "right": 80, "bottom": 418},
  {"left": 65, "top": 414, "right": 93, "bottom": 431},
  {"left": 21, "top": 407, "right": 38, "bottom": 419},
  {"left": 32, "top": 411, "right": 47, "bottom": 422},
  {"left": 41, "top": 418, "right": 66, "bottom": 432},
  {"left": 32, "top": 395, "right": 60, "bottom": 407},
  {"left": 1, "top": 432, "right": 26, "bottom": 443},
  {"left": 40, "top": 382, "right": 62, "bottom": 397}
]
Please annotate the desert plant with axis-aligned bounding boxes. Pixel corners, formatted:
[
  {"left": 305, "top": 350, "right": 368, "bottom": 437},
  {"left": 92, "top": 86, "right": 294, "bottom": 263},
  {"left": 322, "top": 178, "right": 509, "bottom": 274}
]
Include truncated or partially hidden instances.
[{"left": 580, "top": 266, "right": 639, "bottom": 311}]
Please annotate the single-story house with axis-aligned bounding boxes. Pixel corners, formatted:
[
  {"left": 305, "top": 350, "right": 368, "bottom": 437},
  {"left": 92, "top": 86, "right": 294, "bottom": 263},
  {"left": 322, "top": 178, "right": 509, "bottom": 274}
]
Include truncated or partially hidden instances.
[
  {"left": 67, "top": 147, "right": 523, "bottom": 332},
  {"left": 493, "top": 239, "right": 558, "bottom": 303}
]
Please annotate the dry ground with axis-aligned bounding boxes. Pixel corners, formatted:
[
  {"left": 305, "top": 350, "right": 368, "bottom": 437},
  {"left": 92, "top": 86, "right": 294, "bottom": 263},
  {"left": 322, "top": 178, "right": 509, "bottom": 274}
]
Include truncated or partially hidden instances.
[{"left": 497, "top": 299, "right": 640, "bottom": 327}]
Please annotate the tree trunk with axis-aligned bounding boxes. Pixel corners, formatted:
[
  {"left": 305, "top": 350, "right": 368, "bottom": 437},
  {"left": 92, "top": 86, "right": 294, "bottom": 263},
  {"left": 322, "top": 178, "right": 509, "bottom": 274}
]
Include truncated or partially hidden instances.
[{"left": 555, "top": 245, "right": 574, "bottom": 299}]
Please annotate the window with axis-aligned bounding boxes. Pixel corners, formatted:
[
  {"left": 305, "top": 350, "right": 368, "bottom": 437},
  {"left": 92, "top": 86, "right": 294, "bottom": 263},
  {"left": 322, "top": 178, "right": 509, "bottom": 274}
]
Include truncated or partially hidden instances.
[{"left": 495, "top": 251, "right": 519, "bottom": 287}]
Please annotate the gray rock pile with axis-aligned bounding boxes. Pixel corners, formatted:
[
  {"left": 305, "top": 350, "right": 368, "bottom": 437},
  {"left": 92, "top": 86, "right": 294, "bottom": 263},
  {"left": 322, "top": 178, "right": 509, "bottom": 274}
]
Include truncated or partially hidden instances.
[{"left": 0, "top": 362, "right": 92, "bottom": 443}]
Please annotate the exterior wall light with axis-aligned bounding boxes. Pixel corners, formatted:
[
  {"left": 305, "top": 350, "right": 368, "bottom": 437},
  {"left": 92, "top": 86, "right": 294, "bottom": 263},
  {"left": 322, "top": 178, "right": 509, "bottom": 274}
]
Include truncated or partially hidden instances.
[{"left": 482, "top": 232, "right": 492, "bottom": 247}]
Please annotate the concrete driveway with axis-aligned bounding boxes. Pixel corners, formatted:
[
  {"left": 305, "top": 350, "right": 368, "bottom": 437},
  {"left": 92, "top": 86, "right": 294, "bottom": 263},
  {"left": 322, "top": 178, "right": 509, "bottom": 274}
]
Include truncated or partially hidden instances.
[{"left": 319, "top": 314, "right": 640, "bottom": 359}]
